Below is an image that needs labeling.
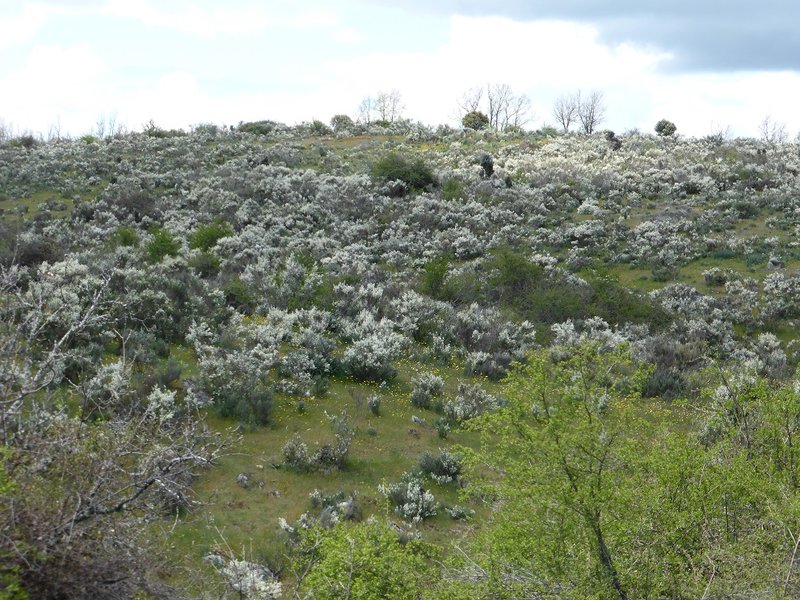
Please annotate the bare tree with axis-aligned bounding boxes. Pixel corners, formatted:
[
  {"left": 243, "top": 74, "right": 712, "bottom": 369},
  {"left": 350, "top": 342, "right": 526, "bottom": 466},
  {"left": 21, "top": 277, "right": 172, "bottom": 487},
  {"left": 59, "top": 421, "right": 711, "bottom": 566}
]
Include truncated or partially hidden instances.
[
  {"left": 503, "top": 93, "right": 532, "bottom": 130},
  {"left": 456, "top": 86, "right": 484, "bottom": 116},
  {"left": 759, "top": 115, "right": 788, "bottom": 145},
  {"left": 374, "top": 89, "right": 405, "bottom": 122},
  {"left": 357, "top": 96, "right": 374, "bottom": 125},
  {"left": 577, "top": 90, "right": 606, "bottom": 134},
  {"left": 486, "top": 83, "right": 513, "bottom": 130},
  {"left": 459, "top": 84, "right": 531, "bottom": 131},
  {"left": 553, "top": 92, "right": 580, "bottom": 132},
  {"left": 0, "top": 260, "right": 230, "bottom": 596},
  {"left": 47, "top": 116, "right": 63, "bottom": 142}
]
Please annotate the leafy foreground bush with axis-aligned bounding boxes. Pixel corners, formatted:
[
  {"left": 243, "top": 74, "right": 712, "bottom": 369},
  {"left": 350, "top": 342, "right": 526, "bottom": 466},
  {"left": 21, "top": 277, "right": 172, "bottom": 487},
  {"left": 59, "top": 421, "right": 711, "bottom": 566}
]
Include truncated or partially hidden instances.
[{"left": 290, "top": 520, "right": 437, "bottom": 599}]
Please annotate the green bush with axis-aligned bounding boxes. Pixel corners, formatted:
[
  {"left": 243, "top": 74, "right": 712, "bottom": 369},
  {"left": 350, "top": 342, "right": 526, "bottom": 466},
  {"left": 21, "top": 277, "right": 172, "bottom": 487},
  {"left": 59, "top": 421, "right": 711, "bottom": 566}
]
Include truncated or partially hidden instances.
[
  {"left": 223, "top": 277, "right": 257, "bottom": 313},
  {"left": 442, "top": 178, "right": 465, "bottom": 201},
  {"left": 114, "top": 226, "right": 140, "bottom": 247},
  {"left": 146, "top": 228, "right": 180, "bottom": 263},
  {"left": 188, "top": 251, "right": 220, "bottom": 278},
  {"left": 420, "top": 255, "right": 451, "bottom": 299},
  {"left": 237, "top": 120, "right": 279, "bottom": 135},
  {"left": 370, "top": 153, "right": 435, "bottom": 191},
  {"left": 189, "top": 219, "right": 232, "bottom": 251},
  {"left": 330, "top": 114, "right": 355, "bottom": 133},
  {"left": 462, "top": 111, "right": 489, "bottom": 130},
  {"left": 655, "top": 119, "right": 677, "bottom": 137},
  {"left": 216, "top": 383, "right": 272, "bottom": 427}
]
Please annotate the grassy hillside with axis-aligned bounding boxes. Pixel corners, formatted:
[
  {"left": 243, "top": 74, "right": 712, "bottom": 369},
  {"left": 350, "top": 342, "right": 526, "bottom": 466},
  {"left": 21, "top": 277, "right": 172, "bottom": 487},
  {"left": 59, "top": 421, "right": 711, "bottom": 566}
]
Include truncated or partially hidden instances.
[{"left": 4, "top": 123, "right": 800, "bottom": 597}]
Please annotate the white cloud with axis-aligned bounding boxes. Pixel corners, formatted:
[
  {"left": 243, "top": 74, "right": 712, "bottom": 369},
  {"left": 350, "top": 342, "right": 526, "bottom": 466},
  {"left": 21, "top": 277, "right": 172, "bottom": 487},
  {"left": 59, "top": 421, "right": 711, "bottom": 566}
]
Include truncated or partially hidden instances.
[
  {"left": 100, "top": 0, "right": 341, "bottom": 37},
  {"left": 0, "top": 44, "right": 108, "bottom": 134},
  {"left": 0, "top": 3, "right": 64, "bottom": 50}
]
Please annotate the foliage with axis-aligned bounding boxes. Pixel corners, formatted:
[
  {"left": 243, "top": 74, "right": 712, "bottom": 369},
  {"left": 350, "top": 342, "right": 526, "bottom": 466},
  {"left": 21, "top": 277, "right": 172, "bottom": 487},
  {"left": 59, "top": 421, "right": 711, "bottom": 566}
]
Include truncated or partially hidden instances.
[
  {"left": 189, "top": 218, "right": 233, "bottom": 252},
  {"left": 370, "top": 152, "right": 435, "bottom": 191},
  {"left": 479, "top": 152, "right": 494, "bottom": 177},
  {"left": 655, "top": 118, "right": 677, "bottom": 137},
  {"left": 417, "top": 448, "right": 463, "bottom": 484},
  {"left": 296, "top": 520, "right": 437, "bottom": 599},
  {"left": 379, "top": 472, "right": 438, "bottom": 523},
  {"left": 410, "top": 372, "right": 444, "bottom": 409},
  {"left": 461, "top": 110, "right": 490, "bottom": 130},
  {"left": 146, "top": 227, "right": 180, "bottom": 263}
]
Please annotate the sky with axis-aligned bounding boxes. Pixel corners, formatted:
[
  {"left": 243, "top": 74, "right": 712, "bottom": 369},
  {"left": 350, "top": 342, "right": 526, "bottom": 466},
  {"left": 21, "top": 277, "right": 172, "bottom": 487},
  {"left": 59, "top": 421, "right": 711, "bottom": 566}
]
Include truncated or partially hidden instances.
[{"left": 1, "top": 0, "right": 799, "bottom": 138}]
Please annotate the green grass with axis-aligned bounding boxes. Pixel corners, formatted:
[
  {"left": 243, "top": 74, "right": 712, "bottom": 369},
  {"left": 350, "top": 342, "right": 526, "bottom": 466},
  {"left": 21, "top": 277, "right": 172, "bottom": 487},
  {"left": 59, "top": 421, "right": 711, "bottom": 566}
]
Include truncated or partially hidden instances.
[
  {"left": 166, "top": 358, "right": 489, "bottom": 591},
  {"left": 0, "top": 189, "right": 74, "bottom": 223}
]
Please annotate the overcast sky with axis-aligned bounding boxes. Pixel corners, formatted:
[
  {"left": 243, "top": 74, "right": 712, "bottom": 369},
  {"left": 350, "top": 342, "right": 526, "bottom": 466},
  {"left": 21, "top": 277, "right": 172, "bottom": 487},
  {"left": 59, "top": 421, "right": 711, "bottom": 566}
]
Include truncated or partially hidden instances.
[{"left": 1, "top": 0, "right": 798, "bottom": 138}]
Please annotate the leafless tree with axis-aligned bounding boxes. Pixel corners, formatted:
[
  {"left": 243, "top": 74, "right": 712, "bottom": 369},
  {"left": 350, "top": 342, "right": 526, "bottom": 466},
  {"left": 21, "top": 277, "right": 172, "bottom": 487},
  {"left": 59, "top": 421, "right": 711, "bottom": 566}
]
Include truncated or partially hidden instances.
[
  {"left": 577, "top": 90, "right": 606, "bottom": 134},
  {"left": 503, "top": 93, "right": 532, "bottom": 130},
  {"left": 553, "top": 92, "right": 580, "bottom": 132},
  {"left": 47, "top": 116, "right": 63, "bottom": 142},
  {"left": 0, "top": 261, "right": 231, "bottom": 596},
  {"left": 456, "top": 86, "right": 484, "bottom": 116},
  {"left": 357, "top": 96, "right": 374, "bottom": 125},
  {"left": 458, "top": 84, "right": 531, "bottom": 131},
  {"left": 759, "top": 115, "right": 788, "bottom": 145},
  {"left": 486, "top": 83, "right": 513, "bottom": 130},
  {"left": 374, "top": 89, "right": 404, "bottom": 122}
]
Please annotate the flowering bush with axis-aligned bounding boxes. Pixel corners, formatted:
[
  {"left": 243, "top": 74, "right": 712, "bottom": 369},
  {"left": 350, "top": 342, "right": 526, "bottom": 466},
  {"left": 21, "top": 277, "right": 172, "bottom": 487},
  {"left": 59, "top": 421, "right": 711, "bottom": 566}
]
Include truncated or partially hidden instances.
[{"left": 379, "top": 472, "right": 438, "bottom": 523}]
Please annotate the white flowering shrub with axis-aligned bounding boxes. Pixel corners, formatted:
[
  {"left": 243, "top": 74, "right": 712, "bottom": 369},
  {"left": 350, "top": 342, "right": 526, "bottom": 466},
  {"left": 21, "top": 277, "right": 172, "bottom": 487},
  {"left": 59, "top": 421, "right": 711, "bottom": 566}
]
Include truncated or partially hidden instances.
[
  {"left": 410, "top": 372, "right": 445, "bottom": 410},
  {"left": 445, "top": 383, "right": 499, "bottom": 423},
  {"left": 417, "top": 449, "right": 463, "bottom": 484},
  {"left": 218, "top": 558, "right": 282, "bottom": 599},
  {"left": 379, "top": 472, "right": 438, "bottom": 523}
]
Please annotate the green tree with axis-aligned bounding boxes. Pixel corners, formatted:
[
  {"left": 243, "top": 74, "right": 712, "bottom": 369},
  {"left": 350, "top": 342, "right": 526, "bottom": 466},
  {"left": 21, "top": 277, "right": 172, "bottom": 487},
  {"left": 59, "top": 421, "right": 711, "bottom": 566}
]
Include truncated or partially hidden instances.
[
  {"left": 461, "top": 110, "right": 489, "bottom": 130},
  {"left": 655, "top": 119, "right": 677, "bottom": 137},
  {"left": 462, "top": 345, "right": 648, "bottom": 598}
]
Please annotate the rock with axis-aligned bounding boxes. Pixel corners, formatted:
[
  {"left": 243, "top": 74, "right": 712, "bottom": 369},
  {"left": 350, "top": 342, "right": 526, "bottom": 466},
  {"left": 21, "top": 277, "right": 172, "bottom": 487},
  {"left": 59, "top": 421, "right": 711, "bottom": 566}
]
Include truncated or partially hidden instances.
[{"left": 236, "top": 472, "right": 251, "bottom": 488}]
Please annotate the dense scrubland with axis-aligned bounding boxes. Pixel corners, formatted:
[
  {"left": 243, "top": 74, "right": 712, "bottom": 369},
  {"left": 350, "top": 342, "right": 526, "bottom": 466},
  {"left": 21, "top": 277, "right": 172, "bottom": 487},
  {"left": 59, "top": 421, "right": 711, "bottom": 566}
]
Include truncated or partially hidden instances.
[{"left": 4, "top": 118, "right": 800, "bottom": 598}]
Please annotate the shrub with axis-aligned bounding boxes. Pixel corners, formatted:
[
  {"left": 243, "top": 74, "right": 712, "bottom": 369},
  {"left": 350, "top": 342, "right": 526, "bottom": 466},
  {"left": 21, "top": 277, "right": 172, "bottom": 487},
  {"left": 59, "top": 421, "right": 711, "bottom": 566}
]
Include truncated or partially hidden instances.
[
  {"left": 445, "top": 505, "right": 474, "bottom": 521},
  {"left": 370, "top": 153, "right": 435, "bottom": 191},
  {"left": 223, "top": 277, "right": 257, "bottom": 313},
  {"left": 655, "top": 119, "right": 677, "bottom": 137},
  {"left": 642, "top": 369, "right": 687, "bottom": 399},
  {"left": 146, "top": 228, "right": 180, "bottom": 263},
  {"left": 368, "top": 395, "right": 381, "bottom": 417},
  {"left": 238, "top": 120, "right": 280, "bottom": 135},
  {"left": 330, "top": 114, "right": 355, "bottom": 133},
  {"left": 309, "top": 119, "right": 333, "bottom": 136},
  {"left": 411, "top": 372, "right": 444, "bottom": 409},
  {"left": 189, "top": 219, "right": 233, "bottom": 252},
  {"left": 379, "top": 472, "right": 438, "bottom": 523},
  {"left": 282, "top": 434, "right": 312, "bottom": 471},
  {"left": 343, "top": 333, "right": 406, "bottom": 382},
  {"left": 417, "top": 449, "right": 462, "bottom": 484},
  {"left": 114, "top": 226, "right": 140, "bottom": 247},
  {"left": 420, "top": 255, "right": 451, "bottom": 300},
  {"left": 442, "top": 178, "right": 465, "bottom": 201},
  {"left": 216, "top": 383, "right": 273, "bottom": 427},
  {"left": 462, "top": 111, "right": 489, "bottom": 130},
  {"left": 479, "top": 153, "right": 494, "bottom": 178},
  {"left": 189, "top": 251, "right": 221, "bottom": 278},
  {"left": 445, "top": 383, "right": 498, "bottom": 423}
]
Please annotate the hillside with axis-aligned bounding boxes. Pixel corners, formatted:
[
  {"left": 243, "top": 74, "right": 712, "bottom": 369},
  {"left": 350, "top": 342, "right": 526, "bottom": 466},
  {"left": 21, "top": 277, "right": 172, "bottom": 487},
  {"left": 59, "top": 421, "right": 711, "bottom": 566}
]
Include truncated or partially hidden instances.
[{"left": 3, "top": 123, "right": 800, "bottom": 598}]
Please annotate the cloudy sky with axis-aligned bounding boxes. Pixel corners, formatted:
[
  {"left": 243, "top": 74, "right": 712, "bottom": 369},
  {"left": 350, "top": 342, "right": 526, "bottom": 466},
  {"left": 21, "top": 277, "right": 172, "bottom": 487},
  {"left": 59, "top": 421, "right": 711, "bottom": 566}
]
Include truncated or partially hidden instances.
[{"left": 1, "top": 0, "right": 798, "bottom": 138}]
